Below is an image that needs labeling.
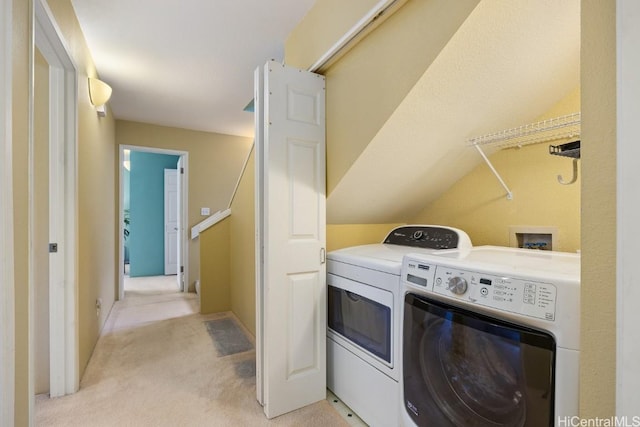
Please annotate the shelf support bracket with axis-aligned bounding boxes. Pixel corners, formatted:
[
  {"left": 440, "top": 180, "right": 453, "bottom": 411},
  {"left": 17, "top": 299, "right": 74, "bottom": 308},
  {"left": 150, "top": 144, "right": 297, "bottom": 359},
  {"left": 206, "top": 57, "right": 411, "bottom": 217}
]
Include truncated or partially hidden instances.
[{"left": 474, "top": 144, "right": 513, "bottom": 200}]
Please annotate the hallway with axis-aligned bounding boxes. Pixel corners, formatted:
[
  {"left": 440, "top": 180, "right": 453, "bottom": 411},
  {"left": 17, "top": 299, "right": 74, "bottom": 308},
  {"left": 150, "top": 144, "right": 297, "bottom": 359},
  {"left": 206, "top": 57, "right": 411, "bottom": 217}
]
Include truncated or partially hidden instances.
[{"left": 35, "top": 284, "right": 348, "bottom": 426}]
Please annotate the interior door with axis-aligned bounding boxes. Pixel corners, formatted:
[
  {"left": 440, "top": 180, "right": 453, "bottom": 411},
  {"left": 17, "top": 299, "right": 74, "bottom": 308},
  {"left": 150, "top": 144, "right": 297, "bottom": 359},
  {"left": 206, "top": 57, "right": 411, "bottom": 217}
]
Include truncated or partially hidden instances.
[
  {"left": 164, "top": 168, "right": 178, "bottom": 275},
  {"left": 255, "top": 60, "right": 327, "bottom": 419}
]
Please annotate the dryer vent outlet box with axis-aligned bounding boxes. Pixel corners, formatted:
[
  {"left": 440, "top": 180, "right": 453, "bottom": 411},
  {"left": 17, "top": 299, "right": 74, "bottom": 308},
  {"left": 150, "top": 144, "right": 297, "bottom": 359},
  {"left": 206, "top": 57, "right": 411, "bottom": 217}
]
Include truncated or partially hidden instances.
[{"left": 509, "top": 226, "right": 557, "bottom": 251}]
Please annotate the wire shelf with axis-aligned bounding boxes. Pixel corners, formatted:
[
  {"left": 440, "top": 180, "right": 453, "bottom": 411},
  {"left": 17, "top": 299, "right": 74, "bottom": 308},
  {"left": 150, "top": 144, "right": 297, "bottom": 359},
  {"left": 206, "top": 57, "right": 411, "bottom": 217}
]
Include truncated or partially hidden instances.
[{"left": 468, "top": 112, "right": 581, "bottom": 149}]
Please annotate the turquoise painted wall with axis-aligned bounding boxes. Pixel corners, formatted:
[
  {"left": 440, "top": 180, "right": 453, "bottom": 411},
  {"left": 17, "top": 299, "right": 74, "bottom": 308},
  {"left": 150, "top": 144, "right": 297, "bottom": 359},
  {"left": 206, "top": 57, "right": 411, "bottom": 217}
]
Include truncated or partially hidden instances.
[{"left": 129, "top": 151, "right": 179, "bottom": 277}]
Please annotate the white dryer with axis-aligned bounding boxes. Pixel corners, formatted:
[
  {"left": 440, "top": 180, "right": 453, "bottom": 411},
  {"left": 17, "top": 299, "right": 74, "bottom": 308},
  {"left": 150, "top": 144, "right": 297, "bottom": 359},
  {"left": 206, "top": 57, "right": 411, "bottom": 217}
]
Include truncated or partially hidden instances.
[
  {"left": 400, "top": 246, "right": 580, "bottom": 427},
  {"left": 327, "top": 225, "right": 471, "bottom": 427}
]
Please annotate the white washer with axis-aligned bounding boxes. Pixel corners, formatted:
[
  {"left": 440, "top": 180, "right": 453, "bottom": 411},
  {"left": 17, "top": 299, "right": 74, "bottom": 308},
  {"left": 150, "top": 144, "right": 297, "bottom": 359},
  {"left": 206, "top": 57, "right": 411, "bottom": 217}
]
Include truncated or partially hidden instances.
[
  {"left": 400, "top": 246, "right": 580, "bottom": 427},
  {"left": 327, "top": 225, "right": 471, "bottom": 427}
]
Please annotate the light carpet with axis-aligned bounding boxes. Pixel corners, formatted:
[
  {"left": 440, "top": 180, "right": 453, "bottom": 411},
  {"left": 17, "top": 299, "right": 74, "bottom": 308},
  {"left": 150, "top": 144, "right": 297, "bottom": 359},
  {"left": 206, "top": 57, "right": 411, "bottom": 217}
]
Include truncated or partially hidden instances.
[{"left": 35, "top": 291, "right": 348, "bottom": 426}]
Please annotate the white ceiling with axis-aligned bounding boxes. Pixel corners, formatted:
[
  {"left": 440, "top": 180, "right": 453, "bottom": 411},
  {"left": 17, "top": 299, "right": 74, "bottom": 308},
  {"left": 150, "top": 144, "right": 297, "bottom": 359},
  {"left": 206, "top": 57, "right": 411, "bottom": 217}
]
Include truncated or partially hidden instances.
[{"left": 71, "top": 0, "right": 316, "bottom": 137}]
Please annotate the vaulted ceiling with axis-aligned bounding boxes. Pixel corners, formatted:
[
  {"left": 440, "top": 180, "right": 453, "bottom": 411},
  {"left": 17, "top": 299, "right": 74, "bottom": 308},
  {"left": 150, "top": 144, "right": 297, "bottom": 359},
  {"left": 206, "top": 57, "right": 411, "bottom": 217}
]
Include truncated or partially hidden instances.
[{"left": 326, "top": 0, "right": 580, "bottom": 223}]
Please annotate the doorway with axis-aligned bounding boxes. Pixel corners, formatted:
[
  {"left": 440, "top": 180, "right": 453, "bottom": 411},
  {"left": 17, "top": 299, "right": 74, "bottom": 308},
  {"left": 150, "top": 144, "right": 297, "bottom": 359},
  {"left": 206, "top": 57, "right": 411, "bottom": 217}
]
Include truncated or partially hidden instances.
[
  {"left": 32, "top": 0, "right": 79, "bottom": 402},
  {"left": 118, "top": 145, "right": 188, "bottom": 300}
]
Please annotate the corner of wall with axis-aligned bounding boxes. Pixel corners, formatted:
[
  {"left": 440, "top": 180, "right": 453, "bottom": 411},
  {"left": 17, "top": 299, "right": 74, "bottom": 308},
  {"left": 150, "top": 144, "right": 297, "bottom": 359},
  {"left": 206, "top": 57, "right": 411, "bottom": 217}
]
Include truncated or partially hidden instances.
[{"left": 199, "top": 217, "right": 231, "bottom": 314}]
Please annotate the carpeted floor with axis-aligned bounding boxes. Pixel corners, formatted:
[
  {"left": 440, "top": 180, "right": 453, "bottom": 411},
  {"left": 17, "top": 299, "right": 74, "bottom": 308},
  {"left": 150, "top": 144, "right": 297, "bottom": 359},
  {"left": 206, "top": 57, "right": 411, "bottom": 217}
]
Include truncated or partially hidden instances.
[{"left": 35, "top": 291, "right": 349, "bottom": 426}]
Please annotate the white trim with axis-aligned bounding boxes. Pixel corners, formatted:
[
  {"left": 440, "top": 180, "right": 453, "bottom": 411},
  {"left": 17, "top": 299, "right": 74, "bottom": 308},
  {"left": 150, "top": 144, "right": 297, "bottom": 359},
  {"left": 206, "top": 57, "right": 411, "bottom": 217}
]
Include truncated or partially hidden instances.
[
  {"left": 616, "top": 0, "right": 640, "bottom": 416},
  {"left": 33, "top": 0, "right": 79, "bottom": 401},
  {"left": 253, "top": 64, "right": 265, "bottom": 406},
  {"left": 308, "top": 0, "right": 407, "bottom": 72},
  {"left": 190, "top": 208, "right": 231, "bottom": 239},
  {"left": 0, "top": 0, "right": 15, "bottom": 423},
  {"left": 118, "top": 145, "right": 189, "bottom": 298}
]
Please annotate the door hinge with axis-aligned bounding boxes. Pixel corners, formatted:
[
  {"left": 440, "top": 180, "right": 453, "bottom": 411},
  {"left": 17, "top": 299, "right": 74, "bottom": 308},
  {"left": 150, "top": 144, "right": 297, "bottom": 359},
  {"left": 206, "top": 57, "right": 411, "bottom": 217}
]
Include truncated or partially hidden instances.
[
  {"left": 180, "top": 266, "right": 184, "bottom": 273},
  {"left": 320, "top": 248, "right": 326, "bottom": 264},
  {"left": 180, "top": 167, "right": 184, "bottom": 174},
  {"left": 49, "top": 243, "right": 58, "bottom": 253}
]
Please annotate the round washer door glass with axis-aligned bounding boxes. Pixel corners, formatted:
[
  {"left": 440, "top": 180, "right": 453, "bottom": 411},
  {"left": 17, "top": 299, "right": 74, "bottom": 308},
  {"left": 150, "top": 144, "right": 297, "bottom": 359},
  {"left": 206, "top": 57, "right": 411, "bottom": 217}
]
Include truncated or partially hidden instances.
[{"left": 403, "top": 293, "right": 556, "bottom": 427}]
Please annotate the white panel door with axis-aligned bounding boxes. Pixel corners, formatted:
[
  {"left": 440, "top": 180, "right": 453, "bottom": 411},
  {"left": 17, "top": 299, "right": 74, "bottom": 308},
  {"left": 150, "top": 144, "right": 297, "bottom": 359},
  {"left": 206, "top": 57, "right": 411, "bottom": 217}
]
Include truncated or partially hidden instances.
[
  {"left": 256, "top": 60, "right": 326, "bottom": 419},
  {"left": 164, "top": 169, "right": 178, "bottom": 275}
]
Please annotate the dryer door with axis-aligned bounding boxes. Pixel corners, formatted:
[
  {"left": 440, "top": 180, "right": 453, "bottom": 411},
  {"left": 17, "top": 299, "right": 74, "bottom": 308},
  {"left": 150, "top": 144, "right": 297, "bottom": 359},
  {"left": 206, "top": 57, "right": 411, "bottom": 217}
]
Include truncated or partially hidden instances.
[
  {"left": 402, "top": 293, "right": 556, "bottom": 427},
  {"left": 327, "top": 274, "right": 393, "bottom": 367}
]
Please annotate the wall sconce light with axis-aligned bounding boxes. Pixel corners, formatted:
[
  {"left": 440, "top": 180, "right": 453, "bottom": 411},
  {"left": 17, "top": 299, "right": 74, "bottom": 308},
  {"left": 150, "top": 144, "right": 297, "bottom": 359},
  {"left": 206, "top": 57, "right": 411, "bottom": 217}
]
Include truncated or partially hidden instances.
[{"left": 88, "top": 77, "right": 112, "bottom": 117}]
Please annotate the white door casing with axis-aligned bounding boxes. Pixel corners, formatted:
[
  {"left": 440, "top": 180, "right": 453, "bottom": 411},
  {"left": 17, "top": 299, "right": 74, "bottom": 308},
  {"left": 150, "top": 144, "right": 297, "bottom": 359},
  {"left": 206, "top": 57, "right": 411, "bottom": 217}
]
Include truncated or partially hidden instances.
[
  {"left": 617, "top": 0, "right": 640, "bottom": 415},
  {"left": 176, "top": 156, "right": 184, "bottom": 290},
  {"left": 256, "top": 61, "right": 326, "bottom": 419},
  {"left": 118, "top": 145, "right": 189, "bottom": 298},
  {"left": 254, "top": 64, "right": 265, "bottom": 406},
  {"left": 34, "top": 0, "right": 79, "bottom": 401},
  {"left": 164, "top": 169, "right": 178, "bottom": 276}
]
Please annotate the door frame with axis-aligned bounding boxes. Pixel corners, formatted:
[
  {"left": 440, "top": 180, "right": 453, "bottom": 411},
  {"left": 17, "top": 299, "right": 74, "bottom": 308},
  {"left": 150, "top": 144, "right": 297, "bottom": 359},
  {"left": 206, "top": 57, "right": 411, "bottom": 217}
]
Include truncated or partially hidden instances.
[
  {"left": 616, "top": 0, "right": 640, "bottom": 414},
  {"left": 1, "top": 0, "right": 15, "bottom": 423},
  {"left": 118, "top": 145, "right": 189, "bottom": 299},
  {"left": 32, "top": 0, "right": 79, "bottom": 402}
]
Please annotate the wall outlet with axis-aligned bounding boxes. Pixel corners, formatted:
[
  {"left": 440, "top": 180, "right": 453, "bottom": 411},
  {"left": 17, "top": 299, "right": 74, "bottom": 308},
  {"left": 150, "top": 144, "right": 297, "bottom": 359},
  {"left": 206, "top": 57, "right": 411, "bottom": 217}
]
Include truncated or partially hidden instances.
[
  {"left": 201, "top": 207, "right": 210, "bottom": 216},
  {"left": 96, "top": 298, "right": 102, "bottom": 318}
]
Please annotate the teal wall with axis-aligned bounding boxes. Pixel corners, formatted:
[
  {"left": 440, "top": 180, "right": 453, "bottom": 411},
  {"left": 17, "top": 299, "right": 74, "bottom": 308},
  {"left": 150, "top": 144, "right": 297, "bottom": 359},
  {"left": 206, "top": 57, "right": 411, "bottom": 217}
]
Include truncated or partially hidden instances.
[{"left": 129, "top": 151, "right": 179, "bottom": 277}]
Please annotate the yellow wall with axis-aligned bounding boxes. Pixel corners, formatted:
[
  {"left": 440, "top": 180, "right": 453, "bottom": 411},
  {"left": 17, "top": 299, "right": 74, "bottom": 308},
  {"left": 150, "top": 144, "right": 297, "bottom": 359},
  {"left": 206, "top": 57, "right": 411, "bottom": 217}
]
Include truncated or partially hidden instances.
[
  {"left": 12, "top": 0, "right": 31, "bottom": 423},
  {"left": 115, "top": 120, "right": 253, "bottom": 290},
  {"left": 197, "top": 148, "right": 256, "bottom": 335},
  {"left": 411, "top": 88, "right": 581, "bottom": 252},
  {"left": 199, "top": 217, "right": 231, "bottom": 314},
  {"left": 580, "top": 0, "right": 617, "bottom": 417},
  {"left": 327, "top": 223, "right": 404, "bottom": 252},
  {"left": 229, "top": 149, "right": 256, "bottom": 336},
  {"left": 317, "top": 0, "right": 479, "bottom": 193}
]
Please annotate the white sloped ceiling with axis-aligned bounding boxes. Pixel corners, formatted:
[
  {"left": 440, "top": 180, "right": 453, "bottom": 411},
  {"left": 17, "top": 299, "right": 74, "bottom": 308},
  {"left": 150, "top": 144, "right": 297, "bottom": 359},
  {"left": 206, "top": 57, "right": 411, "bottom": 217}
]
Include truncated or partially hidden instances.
[{"left": 327, "top": 0, "right": 580, "bottom": 224}]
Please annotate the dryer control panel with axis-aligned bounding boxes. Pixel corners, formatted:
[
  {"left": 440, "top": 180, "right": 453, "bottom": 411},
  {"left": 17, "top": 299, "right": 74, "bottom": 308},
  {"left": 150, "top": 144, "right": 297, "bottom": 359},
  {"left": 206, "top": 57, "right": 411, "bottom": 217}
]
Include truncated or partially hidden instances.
[
  {"left": 383, "top": 225, "right": 471, "bottom": 250},
  {"left": 403, "top": 259, "right": 557, "bottom": 322}
]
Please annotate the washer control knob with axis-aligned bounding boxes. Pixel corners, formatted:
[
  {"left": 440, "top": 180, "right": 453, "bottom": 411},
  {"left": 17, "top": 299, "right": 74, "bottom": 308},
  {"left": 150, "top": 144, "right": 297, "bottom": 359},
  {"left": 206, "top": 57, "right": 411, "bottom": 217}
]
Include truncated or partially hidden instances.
[
  {"left": 412, "top": 230, "right": 423, "bottom": 240},
  {"left": 447, "top": 277, "right": 468, "bottom": 295}
]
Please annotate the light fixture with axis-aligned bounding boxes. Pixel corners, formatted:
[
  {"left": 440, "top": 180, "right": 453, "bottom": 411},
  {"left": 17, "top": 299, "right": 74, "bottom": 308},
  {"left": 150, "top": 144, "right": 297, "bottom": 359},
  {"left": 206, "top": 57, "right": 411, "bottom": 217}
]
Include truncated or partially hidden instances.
[{"left": 88, "top": 77, "right": 112, "bottom": 117}]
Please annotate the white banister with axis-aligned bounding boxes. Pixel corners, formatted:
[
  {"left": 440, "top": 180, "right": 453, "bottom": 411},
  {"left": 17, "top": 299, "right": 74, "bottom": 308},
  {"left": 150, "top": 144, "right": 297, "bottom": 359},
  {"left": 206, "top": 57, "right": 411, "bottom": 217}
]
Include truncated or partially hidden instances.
[{"left": 190, "top": 208, "right": 231, "bottom": 240}]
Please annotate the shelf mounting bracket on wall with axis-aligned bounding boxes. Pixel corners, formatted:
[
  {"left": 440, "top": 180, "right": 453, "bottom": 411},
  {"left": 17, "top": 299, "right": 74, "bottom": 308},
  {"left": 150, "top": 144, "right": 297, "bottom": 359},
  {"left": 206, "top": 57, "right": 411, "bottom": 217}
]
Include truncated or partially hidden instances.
[
  {"left": 474, "top": 144, "right": 513, "bottom": 200},
  {"left": 468, "top": 112, "right": 581, "bottom": 200}
]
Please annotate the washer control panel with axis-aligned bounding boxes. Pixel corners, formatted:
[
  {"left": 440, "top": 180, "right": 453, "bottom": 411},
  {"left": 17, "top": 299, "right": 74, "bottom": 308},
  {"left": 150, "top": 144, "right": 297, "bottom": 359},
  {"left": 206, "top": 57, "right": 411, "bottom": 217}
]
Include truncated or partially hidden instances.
[{"left": 403, "top": 260, "right": 557, "bottom": 321}]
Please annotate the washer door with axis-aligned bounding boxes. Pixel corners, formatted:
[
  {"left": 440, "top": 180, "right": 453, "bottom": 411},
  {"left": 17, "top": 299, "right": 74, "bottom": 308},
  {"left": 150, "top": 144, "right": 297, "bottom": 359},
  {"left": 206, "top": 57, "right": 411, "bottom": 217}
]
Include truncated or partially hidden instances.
[{"left": 403, "top": 293, "right": 556, "bottom": 427}]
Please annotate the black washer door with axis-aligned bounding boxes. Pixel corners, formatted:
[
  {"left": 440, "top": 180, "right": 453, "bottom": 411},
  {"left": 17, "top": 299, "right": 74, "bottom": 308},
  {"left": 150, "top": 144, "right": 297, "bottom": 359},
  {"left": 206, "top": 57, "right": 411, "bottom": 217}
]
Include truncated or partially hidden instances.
[{"left": 403, "top": 293, "right": 556, "bottom": 427}]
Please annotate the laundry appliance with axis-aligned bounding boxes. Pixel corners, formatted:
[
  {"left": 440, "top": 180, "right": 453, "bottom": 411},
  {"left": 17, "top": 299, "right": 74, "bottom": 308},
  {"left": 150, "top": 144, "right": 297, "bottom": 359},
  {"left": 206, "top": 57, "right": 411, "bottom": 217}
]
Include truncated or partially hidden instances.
[
  {"left": 401, "top": 246, "right": 580, "bottom": 427},
  {"left": 327, "top": 225, "right": 472, "bottom": 426}
]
